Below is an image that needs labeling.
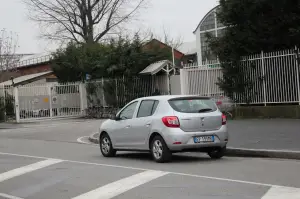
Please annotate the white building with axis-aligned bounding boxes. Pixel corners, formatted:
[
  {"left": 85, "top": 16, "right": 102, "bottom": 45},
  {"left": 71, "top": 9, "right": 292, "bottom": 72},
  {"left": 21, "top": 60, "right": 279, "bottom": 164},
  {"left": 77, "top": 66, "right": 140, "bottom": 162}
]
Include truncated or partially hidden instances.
[{"left": 193, "top": 5, "right": 226, "bottom": 64}]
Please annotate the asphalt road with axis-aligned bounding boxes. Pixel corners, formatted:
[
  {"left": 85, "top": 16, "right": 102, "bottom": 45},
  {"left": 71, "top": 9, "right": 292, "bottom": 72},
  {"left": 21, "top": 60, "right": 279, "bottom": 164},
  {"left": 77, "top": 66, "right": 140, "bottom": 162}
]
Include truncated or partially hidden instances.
[{"left": 0, "top": 119, "right": 300, "bottom": 199}]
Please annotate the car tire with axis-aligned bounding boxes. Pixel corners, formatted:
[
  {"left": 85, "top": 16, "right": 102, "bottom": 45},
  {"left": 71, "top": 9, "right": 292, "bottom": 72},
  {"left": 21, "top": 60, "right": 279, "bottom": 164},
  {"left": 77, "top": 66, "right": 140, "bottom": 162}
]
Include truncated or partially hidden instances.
[
  {"left": 99, "top": 133, "right": 116, "bottom": 157},
  {"left": 208, "top": 146, "right": 226, "bottom": 159},
  {"left": 150, "top": 136, "right": 172, "bottom": 163}
]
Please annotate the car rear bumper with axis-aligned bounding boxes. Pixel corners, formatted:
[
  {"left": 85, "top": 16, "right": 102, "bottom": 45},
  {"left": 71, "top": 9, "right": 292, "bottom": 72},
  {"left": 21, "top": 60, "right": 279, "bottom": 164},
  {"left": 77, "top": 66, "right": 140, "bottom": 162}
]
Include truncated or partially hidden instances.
[{"left": 162, "top": 125, "right": 228, "bottom": 151}]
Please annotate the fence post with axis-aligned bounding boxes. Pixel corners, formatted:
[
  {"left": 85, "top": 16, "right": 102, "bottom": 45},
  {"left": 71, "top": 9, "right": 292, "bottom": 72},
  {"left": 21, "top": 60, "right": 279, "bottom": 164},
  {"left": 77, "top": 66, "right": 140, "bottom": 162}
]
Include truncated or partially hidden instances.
[
  {"left": 79, "top": 83, "right": 87, "bottom": 116},
  {"left": 206, "top": 60, "right": 211, "bottom": 97},
  {"left": 13, "top": 87, "right": 20, "bottom": 123},
  {"left": 294, "top": 46, "right": 300, "bottom": 105},
  {"left": 115, "top": 78, "right": 118, "bottom": 107},
  {"left": 261, "top": 51, "right": 267, "bottom": 106},
  {"left": 123, "top": 75, "right": 126, "bottom": 104},
  {"left": 102, "top": 77, "right": 105, "bottom": 107},
  {"left": 180, "top": 69, "right": 185, "bottom": 95},
  {"left": 1, "top": 86, "right": 7, "bottom": 122},
  {"left": 48, "top": 85, "right": 53, "bottom": 119},
  {"left": 297, "top": 67, "right": 300, "bottom": 105},
  {"left": 166, "top": 64, "right": 171, "bottom": 95}
]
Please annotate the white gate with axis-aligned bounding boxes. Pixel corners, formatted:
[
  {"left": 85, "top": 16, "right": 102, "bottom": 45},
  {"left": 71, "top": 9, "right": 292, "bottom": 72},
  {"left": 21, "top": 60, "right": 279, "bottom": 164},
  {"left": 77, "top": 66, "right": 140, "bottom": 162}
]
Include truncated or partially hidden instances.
[
  {"left": 180, "top": 64, "right": 223, "bottom": 98},
  {"left": 15, "top": 83, "right": 84, "bottom": 122}
]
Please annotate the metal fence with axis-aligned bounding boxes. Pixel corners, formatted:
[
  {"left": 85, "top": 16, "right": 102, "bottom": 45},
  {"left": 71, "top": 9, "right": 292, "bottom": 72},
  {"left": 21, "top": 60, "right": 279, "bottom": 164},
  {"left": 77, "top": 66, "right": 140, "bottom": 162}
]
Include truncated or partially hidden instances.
[
  {"left": 180, "top": 49, "right": 300, "bottom": 105},
  {"left": 85, "top": 75, "right": 168, "bottom": 118},
  {"left": 1, "top": 75, "right": 168, "bottom": 122}
]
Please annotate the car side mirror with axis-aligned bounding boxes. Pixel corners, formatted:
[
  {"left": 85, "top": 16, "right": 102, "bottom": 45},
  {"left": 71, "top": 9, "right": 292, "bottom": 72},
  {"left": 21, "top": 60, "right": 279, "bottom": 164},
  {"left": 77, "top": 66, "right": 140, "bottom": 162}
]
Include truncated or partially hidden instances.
[{"left": 110, "top": 114, "right": 119, "bottom": 121}]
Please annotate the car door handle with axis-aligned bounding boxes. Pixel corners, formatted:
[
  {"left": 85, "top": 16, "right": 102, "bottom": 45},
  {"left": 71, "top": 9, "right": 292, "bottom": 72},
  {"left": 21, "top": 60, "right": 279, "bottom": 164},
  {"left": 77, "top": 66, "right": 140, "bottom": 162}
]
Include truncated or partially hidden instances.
[
  {"left": 146, "top": 123, "right": 151, "bottom": 127},
  {"left": 125, "top": 125, "right": 131, "bottom": 128}
]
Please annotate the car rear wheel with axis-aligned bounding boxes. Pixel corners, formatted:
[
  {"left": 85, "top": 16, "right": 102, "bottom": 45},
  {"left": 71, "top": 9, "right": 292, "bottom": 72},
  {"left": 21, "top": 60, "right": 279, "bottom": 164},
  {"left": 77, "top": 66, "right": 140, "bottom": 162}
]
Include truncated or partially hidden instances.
[
  {"left": 151, "top": 136, "right": 172, "bottom": 163},
  {"left": 99, "top": 133, "right": 116, "bottom": 157},
  {"left": 208, "top": 146, "right": 226, "bottom": 159}
]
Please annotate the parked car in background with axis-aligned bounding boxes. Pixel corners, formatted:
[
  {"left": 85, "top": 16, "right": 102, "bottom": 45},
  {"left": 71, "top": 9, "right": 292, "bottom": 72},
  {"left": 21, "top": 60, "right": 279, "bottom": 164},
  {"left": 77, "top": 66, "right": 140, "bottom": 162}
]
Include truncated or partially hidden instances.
[{"left": 99, "top": 95, "right": 229, "bottom": 163}]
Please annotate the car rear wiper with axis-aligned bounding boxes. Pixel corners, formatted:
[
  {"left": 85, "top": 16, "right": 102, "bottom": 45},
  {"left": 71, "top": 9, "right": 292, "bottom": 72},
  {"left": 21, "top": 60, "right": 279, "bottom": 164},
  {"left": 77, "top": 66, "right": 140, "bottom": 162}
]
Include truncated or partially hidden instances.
[{"left": 198, "top": 108, "right": 213, "bottom": 113}]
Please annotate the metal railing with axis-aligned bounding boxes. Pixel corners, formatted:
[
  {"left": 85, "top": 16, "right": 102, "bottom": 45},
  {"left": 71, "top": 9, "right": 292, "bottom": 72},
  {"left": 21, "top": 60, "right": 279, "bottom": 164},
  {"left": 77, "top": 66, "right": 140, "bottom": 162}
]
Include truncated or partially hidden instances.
[
  {"left": 85, "top": 75, "right": 168, "bottom": 109},
  {"left": 181, "top": 49, "right": 300, "bottom": 105},
  {"left": 17, "top": 55, "right": 52, "bottom": 68}
]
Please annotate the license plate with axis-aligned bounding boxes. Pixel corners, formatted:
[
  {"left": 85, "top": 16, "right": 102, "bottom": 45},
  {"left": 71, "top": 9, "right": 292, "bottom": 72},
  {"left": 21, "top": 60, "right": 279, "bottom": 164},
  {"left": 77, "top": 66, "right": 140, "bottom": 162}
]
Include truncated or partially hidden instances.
[{"left": 194, "top": 136, "right": 214, "bottom": 143}]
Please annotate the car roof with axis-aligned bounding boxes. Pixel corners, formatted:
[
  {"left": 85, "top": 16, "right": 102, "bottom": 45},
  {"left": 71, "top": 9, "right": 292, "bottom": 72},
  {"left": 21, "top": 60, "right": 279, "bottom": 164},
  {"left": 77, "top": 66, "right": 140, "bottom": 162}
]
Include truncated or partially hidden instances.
[{"left": 136, "top": 95, "right": 211, "bottom": 101}]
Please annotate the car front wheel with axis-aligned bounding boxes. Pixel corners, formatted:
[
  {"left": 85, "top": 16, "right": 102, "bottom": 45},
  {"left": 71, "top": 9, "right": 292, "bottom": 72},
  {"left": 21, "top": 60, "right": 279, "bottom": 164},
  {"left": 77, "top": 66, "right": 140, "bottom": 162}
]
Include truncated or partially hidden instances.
[
  {"left": 151, "top": 136, "right": 172, "bottom": 163},
  {"left": 99, "top": 133, "right": 116, "bottom": 157},
  {"left": 208, "top": 146, "right": 226, "bottom": 159}
]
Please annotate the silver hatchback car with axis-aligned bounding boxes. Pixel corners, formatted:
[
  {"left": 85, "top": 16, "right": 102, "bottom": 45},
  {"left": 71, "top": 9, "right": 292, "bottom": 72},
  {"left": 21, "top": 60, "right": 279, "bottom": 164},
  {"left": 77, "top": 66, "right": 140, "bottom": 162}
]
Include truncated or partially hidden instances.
[{"left": 99, "top": 95, "right": 229, "bottom": 163}]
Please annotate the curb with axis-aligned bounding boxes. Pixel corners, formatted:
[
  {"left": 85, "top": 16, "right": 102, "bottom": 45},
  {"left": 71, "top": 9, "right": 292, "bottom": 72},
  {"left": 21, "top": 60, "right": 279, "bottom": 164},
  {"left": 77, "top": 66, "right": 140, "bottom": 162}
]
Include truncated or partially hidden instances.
[
  {"left": 225, "top": 148, "right": 300, "bottom": 160},
  {"left": 88, "top": 132, "right": 100, "bottom": 144},
  {"left": 88, "top": 132, "right": 300, "bottom": 160}
]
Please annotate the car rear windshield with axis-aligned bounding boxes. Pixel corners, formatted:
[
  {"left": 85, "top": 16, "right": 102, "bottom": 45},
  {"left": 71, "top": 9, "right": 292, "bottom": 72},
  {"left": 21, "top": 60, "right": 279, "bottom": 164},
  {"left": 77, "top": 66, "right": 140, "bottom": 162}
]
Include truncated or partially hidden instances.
[{"left": 168, "top": 97, "right": 218, "bottom": 113}]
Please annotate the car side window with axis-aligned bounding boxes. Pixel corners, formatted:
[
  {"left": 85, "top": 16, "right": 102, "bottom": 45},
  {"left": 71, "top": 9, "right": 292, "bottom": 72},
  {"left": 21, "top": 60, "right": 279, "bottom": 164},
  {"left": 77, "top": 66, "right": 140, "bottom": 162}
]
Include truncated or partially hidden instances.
[
  {"left": 119, "top": 101, "right": 138, "bottom": 120},
  {"left": 137, "top": 100, "right": 159, "bottom": 118},
  {"left": 151, "top": 100, "right": 159, "bottom": 115}
]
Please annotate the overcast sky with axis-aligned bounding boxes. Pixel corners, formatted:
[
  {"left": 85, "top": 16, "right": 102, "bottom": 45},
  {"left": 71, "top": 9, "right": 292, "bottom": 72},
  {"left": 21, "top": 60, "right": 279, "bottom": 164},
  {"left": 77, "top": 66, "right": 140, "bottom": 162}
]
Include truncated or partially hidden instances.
[{"left": 0, "top": 0, "right": 218, "bottom": 54}]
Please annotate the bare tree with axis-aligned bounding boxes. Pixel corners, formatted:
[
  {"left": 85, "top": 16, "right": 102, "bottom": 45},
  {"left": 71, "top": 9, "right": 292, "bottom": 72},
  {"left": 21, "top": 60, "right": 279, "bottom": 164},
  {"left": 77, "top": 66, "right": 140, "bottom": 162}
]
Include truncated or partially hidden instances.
[
  {"left": 24, "top": 0, "right": 147, "bottom": 44},
  {"left": 162, "top": 27, "right": 183, "bottom": 49},
  {"left": 0, "top": 29, "right": 20, "bottom": 82}
]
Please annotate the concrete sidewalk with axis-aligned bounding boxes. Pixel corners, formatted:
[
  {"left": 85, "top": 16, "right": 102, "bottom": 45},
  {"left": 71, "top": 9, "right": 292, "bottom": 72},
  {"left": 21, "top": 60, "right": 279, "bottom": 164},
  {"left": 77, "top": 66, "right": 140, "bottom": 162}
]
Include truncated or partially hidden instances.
[
  {"left": 89, "top": 119, "right": 300, "bottom": 160},
  {"left": 228, "top": 119, "right": 300, "bottom": 151},
  {"left": 0, "top": 118, "right": 93, "bottom": 129},
  {"left": 0, "top": 122, "right": 24, "bottom": 129}
]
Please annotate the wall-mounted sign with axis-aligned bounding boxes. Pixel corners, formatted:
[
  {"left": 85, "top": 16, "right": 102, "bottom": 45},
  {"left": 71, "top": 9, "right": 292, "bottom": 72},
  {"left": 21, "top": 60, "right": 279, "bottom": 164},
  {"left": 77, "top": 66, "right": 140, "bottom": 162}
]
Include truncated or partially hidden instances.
[
  {"left": 52, "top": 96, "right": 57, "bottom": 104},
  {"left": 86, "top": 74, "right": 91, "bottom": 80},
  {"left": 43, "top": 98, "right": 49, "bottom": 103}
]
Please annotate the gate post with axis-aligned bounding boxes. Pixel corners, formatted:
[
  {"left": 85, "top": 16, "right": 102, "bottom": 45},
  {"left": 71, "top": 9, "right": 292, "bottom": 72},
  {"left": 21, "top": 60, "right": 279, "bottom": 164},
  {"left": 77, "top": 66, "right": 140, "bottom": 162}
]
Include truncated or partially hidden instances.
[
  {"left": 13, "top": 87, "right": 20, "bottom": 123},
  {"left": 79, "top": 83, "right": 87, "bottom": 116},
  {"left": 48, "top": 85, "right": 53, "bottom": 119},
  {"left": 294, "top": 46, "right": 300, "bottom": 105},
  {"left": 180, "top": 69, "right": 185, "bottom": 95},
  {"left": 206, "top": 60, "right": 211, "bottom": 97},
  {"left": 261, "top": 51, "right": 267, "bottom": 106}
]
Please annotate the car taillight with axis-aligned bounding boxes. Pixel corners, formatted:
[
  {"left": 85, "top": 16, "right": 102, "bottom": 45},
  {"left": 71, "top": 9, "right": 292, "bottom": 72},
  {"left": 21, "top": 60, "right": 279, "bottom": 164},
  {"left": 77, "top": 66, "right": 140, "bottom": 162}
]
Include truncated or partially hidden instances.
[
  {"left": 162, "top": 116, "right": 180, "bottom": 128},
  {"left": 222, "top": 114, "right": 227, "bottom": 125}
]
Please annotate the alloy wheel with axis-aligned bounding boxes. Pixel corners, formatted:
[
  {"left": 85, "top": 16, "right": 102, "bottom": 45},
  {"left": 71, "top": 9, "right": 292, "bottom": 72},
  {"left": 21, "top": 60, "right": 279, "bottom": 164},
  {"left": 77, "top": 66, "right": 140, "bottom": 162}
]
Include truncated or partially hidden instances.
[
  {"left": 101, "top": 137, "right": 110, "bottom": 154},
  {"left": 152, "top": 140, "right": 163, "bottom": 159}
]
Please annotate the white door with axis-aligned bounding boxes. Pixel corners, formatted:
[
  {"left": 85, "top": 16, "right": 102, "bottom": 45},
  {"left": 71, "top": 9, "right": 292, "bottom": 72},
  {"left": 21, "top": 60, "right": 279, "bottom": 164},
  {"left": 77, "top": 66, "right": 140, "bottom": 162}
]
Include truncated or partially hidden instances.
[
  {"left": 111, "top": 101, "right": 139, "bottom": 148},
  {"left": 129, "top": 100, "right": 159, "bottom": 150}
]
